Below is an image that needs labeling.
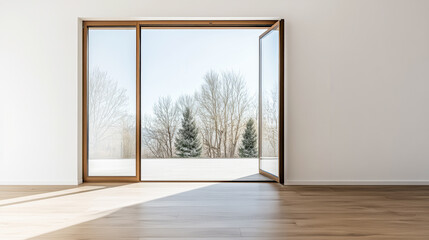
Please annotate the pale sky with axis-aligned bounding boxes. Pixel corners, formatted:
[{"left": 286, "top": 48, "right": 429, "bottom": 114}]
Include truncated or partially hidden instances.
[
  {"left": 88, "top": 28, "right": 266, "bottom": 116},
  {"left": 140, "top": 29, "right": 265, "bottom": 116},
  {"left": 88, "top": 28, "right": 137, "bottom": 113}
]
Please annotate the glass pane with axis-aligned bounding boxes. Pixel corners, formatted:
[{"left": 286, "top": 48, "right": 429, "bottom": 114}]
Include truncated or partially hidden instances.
[
  {"left": 87, "top": 28, "right": 136, "bottom": 176},
  {"left": 140, "top": 29, "right": 270, "bottom": 181},
  {"left": 260, "top": 27, "right": 279, "bottom": 177}
]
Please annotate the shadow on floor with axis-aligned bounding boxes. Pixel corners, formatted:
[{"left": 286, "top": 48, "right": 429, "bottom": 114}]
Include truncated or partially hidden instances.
[
  {"left": 25, "top": 183, "right": 429, "bottom": 239},
  {"left": 28, "top": 182, "right": 284, "bottom": 240}
]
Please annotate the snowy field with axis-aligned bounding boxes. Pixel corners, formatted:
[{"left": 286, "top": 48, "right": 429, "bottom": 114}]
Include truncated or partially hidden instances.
[{"left": 88, "top": 158, "right": 277, "bottom": 181}]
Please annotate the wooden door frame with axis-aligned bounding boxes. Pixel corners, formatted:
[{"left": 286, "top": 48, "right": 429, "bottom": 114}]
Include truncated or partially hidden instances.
[
  {"left": 82, "top": 20, "right": 283, "bottom": 183},
  {"left": 82, "top": 22, "right": 141, "bottom": 182},
  {"left": 258, "top": 20, "right": 285, "bottom": 184}
]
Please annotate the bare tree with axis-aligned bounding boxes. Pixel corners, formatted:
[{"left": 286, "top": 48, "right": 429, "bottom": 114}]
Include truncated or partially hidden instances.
[
  {"left": 222, "top": 71, "right": 252, "bottom": 157},
  {"left": 195, "top": 70, "right": 223, "bottom": 157},
  {"left": 141, "top": 70, "right": 256, "bottom": 159},
  {"left": 88, "top": 68, "right": 128, "bottom": 157},
  {"left": 176, "top": 94, "right": 197, "bottom": 115},
  {"left": 141, "top": 115, "right": 164, "bottom": 158},
  {"left": 141, "top": 96, "right": 179, "bottom": 158},
  {"left": 120, "top": 114, "right": 136, "bottom": 158},
  {"left": 196, "top": 70, "right": 252, "bottom": 158},
  {"left": 262, "top": 85, "right": 278, "bottom": 157}
]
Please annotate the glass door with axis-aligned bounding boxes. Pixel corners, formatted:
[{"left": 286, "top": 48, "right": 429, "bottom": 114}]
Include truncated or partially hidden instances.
[
  {"left": 83, "top": 25, "right": 140, "bottom": 182},
  {"left": 82, "top": 20, "right": 282, "bottom": 183},
  {"left": 259, "top": 20, "right": 284, "bottom": 183}
]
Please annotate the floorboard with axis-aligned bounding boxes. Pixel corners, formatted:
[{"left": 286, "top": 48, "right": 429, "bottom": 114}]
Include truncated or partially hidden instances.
[{"left": 0, "top": 183, "right": 428, "bottom": 239}]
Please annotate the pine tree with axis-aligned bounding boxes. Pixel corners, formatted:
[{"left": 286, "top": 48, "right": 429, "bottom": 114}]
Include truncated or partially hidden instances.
[
  {"left": 175, "top": 107, "right": 202, "bottom": 157},
  {"left": 238, "top": 119, "right": 258, "bottom": 158}
]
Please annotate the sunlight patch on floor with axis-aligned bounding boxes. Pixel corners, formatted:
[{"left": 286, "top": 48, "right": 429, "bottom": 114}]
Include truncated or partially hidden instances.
[
  {"left": 0, "top": 183, "right": 215, "bottom": 240},
  {"left": 0, "top": 185, "right": 105, "bottom": 206}
]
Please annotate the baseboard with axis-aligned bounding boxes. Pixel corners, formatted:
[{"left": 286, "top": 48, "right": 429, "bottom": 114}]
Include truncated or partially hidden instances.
[
  {"left": 0, "top": 180, "right": 79, "bottom": 185},
  {"left": 285, "top": 180, "right": 429, "bottom": 185}
]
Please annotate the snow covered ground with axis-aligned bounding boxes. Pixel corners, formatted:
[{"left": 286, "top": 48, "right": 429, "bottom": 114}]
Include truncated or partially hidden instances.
[{"left": 88, "top": 158, "right": 276, "bottom": 181}]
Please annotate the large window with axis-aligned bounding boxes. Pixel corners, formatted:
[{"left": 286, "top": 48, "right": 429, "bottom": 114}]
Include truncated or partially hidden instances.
[
  {"left": 87, "top": 28, "right": 136, "bottom": 177},
  {"left": 140, "top": 29, "right": 263, "bottom": 180},
  {"left": 83, "top": 20, "right": 284, "bottom": 183}
]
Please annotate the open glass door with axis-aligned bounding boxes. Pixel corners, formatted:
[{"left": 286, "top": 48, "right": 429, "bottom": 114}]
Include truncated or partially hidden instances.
[{"left": 259, "top": 20, "right": 284, "bottom": 183}]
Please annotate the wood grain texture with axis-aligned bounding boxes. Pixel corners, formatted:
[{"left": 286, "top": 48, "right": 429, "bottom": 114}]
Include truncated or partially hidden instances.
[
  {"left": 83, "top": 22, "right": 140, "bottom": 182},
  {"left": 83, "top": 20, "right": 277, "bottom": 28},
  {"left": 1, "top": 183, "right": 429, "bottom": 239}
]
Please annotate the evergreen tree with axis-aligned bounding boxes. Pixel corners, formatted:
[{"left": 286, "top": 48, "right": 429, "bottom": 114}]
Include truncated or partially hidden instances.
[
  {"left": 175, "top": 107, "right": 202, "bottom": 157},
  {"left": 238, "top": 119, "right": 258, "bottom": 158}
]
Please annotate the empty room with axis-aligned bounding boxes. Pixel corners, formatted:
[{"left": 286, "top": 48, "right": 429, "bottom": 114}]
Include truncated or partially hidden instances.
[{"left": 1, "top": 0, "right": 429, "bottom": 239}]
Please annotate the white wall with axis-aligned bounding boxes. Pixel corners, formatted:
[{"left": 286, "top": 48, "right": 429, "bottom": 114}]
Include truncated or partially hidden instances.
[{"left": 1, "top": 0, "right": 428, "bottom": 185}]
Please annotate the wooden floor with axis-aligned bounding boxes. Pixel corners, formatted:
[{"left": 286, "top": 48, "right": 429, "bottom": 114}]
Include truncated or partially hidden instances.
[{"left": 1, "top": 183, "right": 429, "bottom": 239}]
